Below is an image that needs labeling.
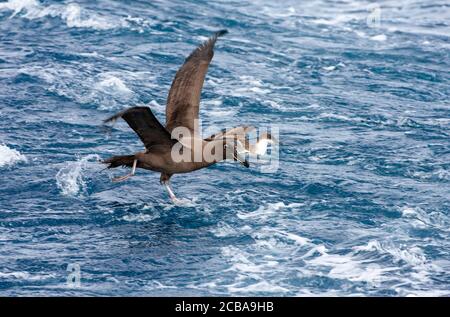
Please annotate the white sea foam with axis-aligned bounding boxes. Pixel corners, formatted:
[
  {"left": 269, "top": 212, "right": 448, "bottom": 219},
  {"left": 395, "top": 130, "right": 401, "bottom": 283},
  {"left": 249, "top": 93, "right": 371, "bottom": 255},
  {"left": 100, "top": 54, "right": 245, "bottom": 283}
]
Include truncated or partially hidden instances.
[
  {"left": 211, "top": 222, "right": 240, "bottom": 237},
  {"left": 301, "top": 244, "right": 328, "bottom": 259},
  {"left": 354, "top": 240, "right": 426, "bottom": 267},
  {"left": 355, "top": 30, "right": 367, "bottom": 38},
  {"left": 220, "top": 246, "right": 290, "bottom": 294},
  {"left": 145, "top": 280, "right": 177, "bottom": 290},
  {"left": 0, "top": 271, "right": 30, "bottom": 279},
  {"left": 343, "top": 238, "right": 445, "bottom": 292},
  {"left": 207, "top": 109, "right": 237, "bottom": 118},
  {"left": 221, "top": 247, "right": 284, "bottom": 295},
  {"left": 122, "top": 213, "right": 160, "bottom": 222},
  {"left": 261, "top": 6, "right": 297, "bottom": 19},
  {"left": 18, "top": 65, "right": 63, "bottom": 83},
  {"left": 322, "top": 65, "right": 336, "bottom": 71},
  {"left": 263, "top": 100, "right": 283, "bottom": 110},
  {"left": 403, "top": 289, "right": 450, "bottom": 297},
  {"left": 370, "top": 34, "right": 387, "bottom": 42},
  {"left": 410, "top": 169, "right": 450, "bottom": 182},
  {"left": 148, "top": 99, "right": 166, "bottom": 113},
  {"left": 95, "top": 74, "right": 133, "bottom": 96},
  {"left": 219, "top": 198, "right": 444, "bottom": 294},
  {"left": 306, "top": 250, "right": 396, "bottom": 284},
  {"left": 207, "top": 75, "right": 272, "bottom": 100},
  {"left": 400, "top": 206, "right": 448, "bottom": 230},
  {"left": 0, "top": 271, "right": 54, "bottom": 281},
  {"left": 57, "top": 3, "right": 117, "bottom": 30},
  {"left": 222, "top": 246, "right": 279, "bottom": 273},
  {"left": 249, "top": 227, "right": 311, "bottom": 251},
  {"left": 318, "top": 112, "right": 353, "bottom": 122},
  {"left": 276, "top": 230, "right": 310, "bottom": 246},
  {"left": 227, "top": 280, "right": 289, "bottom": 294},
  {"left": 0, "top": 144, "right": 27, "bottom": 167},
  {"left": 311, "top": 15, "right": 355, "bottom": 26},
  {"left": 236, "top": 75, "right": 270, "bottom": 94},
  {"left": 0, "top": 0, "right": 127, "bottom": 30},
  {"left": 402, "top": 207, "right": 416, "bottom": 217},
  {"left": 78, "top": 51, "right": 103, "bottom": 58},
  {"left": 204, "top": 99, "right": 222, "bottom": 107},
  {"left": 55, "top": 154, "right": 100, "bottom": 197},
  {"left": 18, "top": 66, "right": 137, "bottom": 110},
  {"left": 237, "top": 201, "right": 303, "bottom": 220},
  {"left": 0, "top": 0, "right": 38, "bottom": 17}
]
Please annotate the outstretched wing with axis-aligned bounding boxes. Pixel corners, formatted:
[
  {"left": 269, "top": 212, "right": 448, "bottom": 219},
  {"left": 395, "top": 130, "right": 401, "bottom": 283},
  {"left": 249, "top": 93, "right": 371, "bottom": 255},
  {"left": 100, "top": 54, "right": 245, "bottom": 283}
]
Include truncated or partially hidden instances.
[
  {"left": 166, "top": 30, "right": 228, "bottom": 136},
  {"left": 104, "top": 106, "right": 175, "bottom": 150}
]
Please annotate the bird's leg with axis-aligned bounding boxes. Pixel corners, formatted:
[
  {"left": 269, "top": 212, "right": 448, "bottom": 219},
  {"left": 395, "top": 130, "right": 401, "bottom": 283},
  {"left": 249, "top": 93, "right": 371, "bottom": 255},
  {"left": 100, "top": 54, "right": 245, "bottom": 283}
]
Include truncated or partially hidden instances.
[
  {"left": 160, "top": 173, "right": 178, "bottom": 203},
  {"left": 164, "top": 183, "right": 178, "bottom": 202},
  {"left": 112, "top": 159, "right": 137, "bottom": 182}
]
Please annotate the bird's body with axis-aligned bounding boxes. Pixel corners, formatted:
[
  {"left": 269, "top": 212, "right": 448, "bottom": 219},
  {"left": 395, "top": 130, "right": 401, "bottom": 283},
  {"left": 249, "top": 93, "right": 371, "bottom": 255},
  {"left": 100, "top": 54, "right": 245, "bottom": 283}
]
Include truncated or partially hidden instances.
[
  {"left": 133, "top": 141, "right": 221, "bottom": 175},
  {"left": 103, "top": 30, "right": 274, "bottom": 201}
]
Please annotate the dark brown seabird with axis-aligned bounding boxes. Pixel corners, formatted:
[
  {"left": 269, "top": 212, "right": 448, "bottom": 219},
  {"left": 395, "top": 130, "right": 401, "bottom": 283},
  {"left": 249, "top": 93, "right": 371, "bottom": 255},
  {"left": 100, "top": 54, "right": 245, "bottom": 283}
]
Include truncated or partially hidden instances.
[{"left": 102, "top": 30, "right": 275, "bottom": 202}]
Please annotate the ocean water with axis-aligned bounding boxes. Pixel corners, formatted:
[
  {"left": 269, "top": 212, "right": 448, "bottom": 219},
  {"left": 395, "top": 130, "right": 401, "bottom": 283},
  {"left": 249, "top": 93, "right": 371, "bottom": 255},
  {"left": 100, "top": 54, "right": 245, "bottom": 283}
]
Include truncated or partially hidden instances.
[{"left": 0, "top": 0, "right": 449, "bottom": 296}]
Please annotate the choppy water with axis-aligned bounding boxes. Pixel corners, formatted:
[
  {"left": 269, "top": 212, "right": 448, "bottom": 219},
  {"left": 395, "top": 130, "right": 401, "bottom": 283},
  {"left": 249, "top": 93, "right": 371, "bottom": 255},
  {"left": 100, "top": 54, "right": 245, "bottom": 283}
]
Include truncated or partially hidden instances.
[{"left": 1, "top": 0, "right": 449, "bottom": 296}]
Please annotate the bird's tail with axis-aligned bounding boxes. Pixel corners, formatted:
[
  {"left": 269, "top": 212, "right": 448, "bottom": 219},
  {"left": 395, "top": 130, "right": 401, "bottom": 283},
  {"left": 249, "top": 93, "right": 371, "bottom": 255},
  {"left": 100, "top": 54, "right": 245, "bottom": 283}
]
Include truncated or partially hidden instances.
[{"left": 102, "top": 155, "right": 135, "bottom": 168}]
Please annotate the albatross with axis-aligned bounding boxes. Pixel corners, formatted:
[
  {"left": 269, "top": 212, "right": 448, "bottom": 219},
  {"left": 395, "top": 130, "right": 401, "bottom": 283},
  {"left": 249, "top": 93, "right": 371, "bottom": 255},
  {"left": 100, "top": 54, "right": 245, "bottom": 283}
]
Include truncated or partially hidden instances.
[{"left": 103, "top": 30, "right": 275, "bottom": 202}]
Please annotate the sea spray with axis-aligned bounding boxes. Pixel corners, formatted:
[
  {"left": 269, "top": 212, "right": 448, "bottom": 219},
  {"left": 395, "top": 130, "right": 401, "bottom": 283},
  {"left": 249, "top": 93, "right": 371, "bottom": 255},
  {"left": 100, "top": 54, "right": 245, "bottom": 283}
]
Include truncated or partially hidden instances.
[
  {"left": 0, "top": 144, "right": 27, "bottom": 167},
  {"left": 56, "top": 154, "right": 100, "bottom": 197}
]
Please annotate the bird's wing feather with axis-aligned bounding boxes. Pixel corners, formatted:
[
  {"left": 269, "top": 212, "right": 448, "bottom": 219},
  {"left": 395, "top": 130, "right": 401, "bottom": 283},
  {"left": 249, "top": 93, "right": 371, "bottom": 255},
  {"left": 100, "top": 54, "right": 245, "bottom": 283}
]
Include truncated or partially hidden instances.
[
  {"left": 165, "top": 30, "right": 228, "bottom": 136},
  {"left": 104, "top": 106, "right": 175, "bottom": 149}
]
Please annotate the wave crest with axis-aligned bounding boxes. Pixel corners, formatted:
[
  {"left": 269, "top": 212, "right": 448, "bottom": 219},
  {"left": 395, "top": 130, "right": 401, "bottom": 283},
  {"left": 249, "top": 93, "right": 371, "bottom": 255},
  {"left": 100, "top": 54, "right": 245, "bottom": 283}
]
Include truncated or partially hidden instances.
[
  {"left": 0, "top": 0, "right": 126, "bottom": 30},
  {"left": 56, "top": 154, "right": 100, "bottom": 197},
  {"left": 0, "top": 144, "right": 27, "bottom": 167}
]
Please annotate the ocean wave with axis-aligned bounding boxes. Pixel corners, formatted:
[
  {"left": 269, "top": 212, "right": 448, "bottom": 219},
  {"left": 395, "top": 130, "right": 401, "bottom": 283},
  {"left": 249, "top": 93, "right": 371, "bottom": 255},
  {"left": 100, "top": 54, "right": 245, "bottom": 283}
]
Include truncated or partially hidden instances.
[
  {"left": 0, "top": 0, "right": 126, "bottom": 30},
  {"left": 0, "top": 144, "right": 27, "bottom": 167},
  {"left": 400, "top": 206, "right": 448, "bottom": 230},
  {"left": 0, "top": 271, "right": 55, "bottom": 281},
  {"left": 237, "top": 201, "right": 303, "bottom": 220},
  {"left": 206, "top": 75, "right": 271, "bottom": 99},
  {"left": 0, "top": 0, "right": 158, "bottom": 32},
  {"left": 227, "top": 280, "right": 290, "bottom": 294},
  {"left": 409, "top": 169, "right": 450, "bottom": 182},
  {"left": 211, "top": 222, "right": 244, "bottom": 238},
  {"left": 349, "top": 238, "right": 448, "bottom": 295},
  {"left": 222, "top": 246, "right": 280, "bottom": 274},
  {"left": 354, "top": 240, "right": 427, "bottom": 267},
  {"left": 144, "top": 280, "right": 177, "bottom": 290},
  {"left": 95, "top": 73, "right": 133, "bottom": 97},
  {"left": 0, "top": 0, "right": 37, "bottom": 17},
  {"left": 370, "top": 34, "right": 387, "bottom": 42},
  {"left": 220, "top": 245, "right": 289, "bottom": 294},
  {"left": 122, "top": 213, "right": 160, "bottom": 223},
  {"left": 304, "top": 245, "right": 397, "bottom": 284},
  {"left": 236, "top": 75, "right": 271, "bottom": 95},
  {"left": 18, "top": 66, "right": 139, "bottom": 110},
  {"left": 55, "top": 154, "right": 100, "bottom": 197}
]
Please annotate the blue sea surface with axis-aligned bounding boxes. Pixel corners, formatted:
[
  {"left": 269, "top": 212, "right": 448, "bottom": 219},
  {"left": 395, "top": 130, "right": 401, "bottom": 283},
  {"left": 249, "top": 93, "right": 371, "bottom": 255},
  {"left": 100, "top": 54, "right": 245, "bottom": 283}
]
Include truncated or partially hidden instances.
[{"left": 0, "top": 0, "right": 449, "bottom": 296}]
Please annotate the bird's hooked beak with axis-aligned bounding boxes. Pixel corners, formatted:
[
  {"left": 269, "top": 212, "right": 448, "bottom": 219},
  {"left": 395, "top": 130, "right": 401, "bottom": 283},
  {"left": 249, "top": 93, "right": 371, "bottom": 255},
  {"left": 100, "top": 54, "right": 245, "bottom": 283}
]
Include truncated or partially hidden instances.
[
  {"left": 225, "top": 142, "right": 249, "bottom": 168},
  {"left": 235, "top": 151, "right": 250, "bottom": 168},
  {"left": 232, "top": 144, "right": 249, "bottom": 168}
]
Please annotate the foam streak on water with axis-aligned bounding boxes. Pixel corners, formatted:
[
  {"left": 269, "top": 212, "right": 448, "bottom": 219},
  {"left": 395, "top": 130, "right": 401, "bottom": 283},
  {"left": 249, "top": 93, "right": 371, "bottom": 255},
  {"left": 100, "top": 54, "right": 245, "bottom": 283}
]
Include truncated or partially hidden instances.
[
  {"left": 0, "top": 0, "right": 449, "bottom": 296},
  {"left": 0, "top": 144, "right": 27, "bottom": 167}
]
